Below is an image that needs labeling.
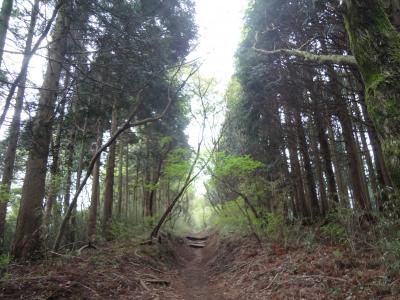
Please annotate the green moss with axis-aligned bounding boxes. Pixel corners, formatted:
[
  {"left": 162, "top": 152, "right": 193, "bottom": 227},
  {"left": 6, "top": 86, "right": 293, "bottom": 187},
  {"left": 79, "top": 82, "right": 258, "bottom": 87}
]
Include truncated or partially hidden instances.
[{"left": 344, "top": 0, "right": 400, "bottom": 189}]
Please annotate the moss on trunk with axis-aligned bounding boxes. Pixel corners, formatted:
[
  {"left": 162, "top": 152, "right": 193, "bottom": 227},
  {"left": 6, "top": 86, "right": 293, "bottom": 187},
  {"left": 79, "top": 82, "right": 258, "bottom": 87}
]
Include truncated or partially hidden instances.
[{"left": 344, "top": 0, "right": 400, "bottom": 187}]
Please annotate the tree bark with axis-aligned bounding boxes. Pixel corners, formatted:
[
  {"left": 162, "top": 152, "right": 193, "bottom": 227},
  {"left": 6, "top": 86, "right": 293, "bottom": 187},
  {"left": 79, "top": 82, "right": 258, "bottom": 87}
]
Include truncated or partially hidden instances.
[
  {"left": 353, "top": 101, "right": 382, "bottom": 210},
  {"left": 337, "top": 102, "right": 372, "bottom": 212},
  {"left": 117, "top": 140, "right": 124, "bottom": 220},
  {"left": 359, "top": 94, "right": 393, "bottom": 202},
  {"left": 310, "top": 127, "right": 328, "bottom": 216},
  {"left": 284, "top": 109, "right": 310, "bottom": 219},
  {"left": 295, "top": 111, "right": 320, "bottom": 219},
  {"left": 102, "top": 104, "right": 118, "bottom": 240},
  {"left": 44, "top": 74, "right": 69, "bottom": 226},
  {"left": 87, "top": 120, "right": 102, "bottom": 242},
  {"left": 0, "top": 0, "right": 13, "bottom": 66},
  {"left": 124, "top": 143, "right": 129, "bottom": 220},
  {"left": 11, "top": 4, "right": 70, "bottom": 260},
  {"left": 344, "top": 0, "right": 400, "bottom": 188},
  {"left": 63, "top": 137, "right": 74, "bottom": 244},
  {"left": 0, "top": 0, "right": 39, "bottom": 249},
  {"left": 312, "top": 94, "right": 340, "bottom": 208},
  {"left": 0, "top": 1, "right": 64, "bottom": 129},
  {"left": 328, "top": 123, "right": 350, "bottom": 208}
]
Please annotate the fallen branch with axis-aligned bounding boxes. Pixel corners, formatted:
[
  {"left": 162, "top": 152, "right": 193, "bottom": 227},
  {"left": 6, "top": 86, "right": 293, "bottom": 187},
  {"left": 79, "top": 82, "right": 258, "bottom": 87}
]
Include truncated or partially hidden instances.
[
  {"left": 144, "top": 279, "right": 170, "bottom": 286},
  {"left": 139, "top": 279, "right": 150, "bottom": 291},
  {"left": 77, "top": 243, "right": 97, "bottom": 255},
  {"left": 261, "top": 271, "right": 282, "bottom": 291}
]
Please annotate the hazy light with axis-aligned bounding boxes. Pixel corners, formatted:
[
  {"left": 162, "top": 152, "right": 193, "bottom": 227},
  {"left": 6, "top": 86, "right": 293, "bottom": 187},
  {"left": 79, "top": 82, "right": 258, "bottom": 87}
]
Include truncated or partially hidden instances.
[{"left": 185, "top": 0, "right": 248, "bottom": 195}]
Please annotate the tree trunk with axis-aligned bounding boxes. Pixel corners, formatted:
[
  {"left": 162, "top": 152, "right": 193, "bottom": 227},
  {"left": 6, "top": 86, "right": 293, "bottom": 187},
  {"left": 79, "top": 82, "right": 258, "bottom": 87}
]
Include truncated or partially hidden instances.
[
  {"left": 44, "top": 74, "right": 69, "bottom": 226},
  {"left": 87, "top": 120, "right": 102, "bottom": 242},
  {"left": 295, "top": 111, "right": 320, "bottom": 219},
  {"left": 327, "top": 123, "right": 350, "bottom": 208},
  {"left": 117, "top": 141, "right": 124, "bottom": 219},
  {"left": 124, "top": 143, "right": 129, "bottom": 220},
  {"left": 344, "top": 0, "right": 400, "bottom": 188},
  {"left": 285, "top": 109, "right": 310, "bottom": 219},
  {"left": 63, "top": 137, "right": 74, "bottom": 244},
  {"left": 326, "top": 62, "right": 372, "bottom": 212},
  {"left": 337, "top": 103, "right": 372, "bottom": 212},
  {"left": 310, "top": 127, "right": 328, "bottom": 216},
  {"left": 313, "top": 98, "right": 339, "bottom": 208},
  {"left": 0, "top": 0, "right": 13, "bottom": 66},
  {"left": 353, "top": 101, "right": 382, "bottom": 210},
  {"left": 102, "top": 104, "right": 118, "bottom": 240},
  {"left": 70, "top": 120, "right": 87, "bottom": 243},
  {"left": 359, "top": 94, "right": 393, "bottom": 203},
  {"left": 0, "top": 0, "right": 39, "bottom": 249},
  {"left": 11, "top": 4, "right": 70, "bottom": 260}
]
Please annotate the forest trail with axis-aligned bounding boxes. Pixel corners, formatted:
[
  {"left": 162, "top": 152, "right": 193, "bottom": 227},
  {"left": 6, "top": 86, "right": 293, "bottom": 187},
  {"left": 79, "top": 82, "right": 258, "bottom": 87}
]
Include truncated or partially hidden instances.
[
  {"left": 169, "top": 232, "right": 227, "bottom": 300},
  {"left": 1, "top": 231, "right": 399, "bottom": 299}
]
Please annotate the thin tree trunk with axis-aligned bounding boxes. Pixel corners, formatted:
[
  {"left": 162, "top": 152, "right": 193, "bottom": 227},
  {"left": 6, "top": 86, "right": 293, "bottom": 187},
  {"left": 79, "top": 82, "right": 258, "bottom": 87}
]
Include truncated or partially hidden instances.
[
  {"left": 314, "top": 100, "right": 339, "bottom": 208},
  {"left": 0, "top": 1, "right": 64, "bottom": 129},
  {"left": 326, "top": 64, "right": 372, "bottom": 212},
  {"left": 44, "top": 74, "right": 69, "bottom": 226},
  {"left": 87, "top": 120, "right": 102, "bottom": 242},
  {"left": 295, "top": 111, "right": 320, "bottom": 219},
  {"left": 310, "top": 128, "right": 328, "bottom": 216},
  {"left": 327, "top": 123, "right": 350, "bottom": 208},
  {"left": 354, "top": 102, "right": 382, "bottom": 210},
  {"left": 0, "top": 0, "right": 39, "bottom": 249},
  {"left": 337, "top": 104, "right": 372, "bottom": 212},
  {"left": 102, "top": 104, "right": 118, "bottom": 240},
  {"left": 124, "top": 143, "right": 129, "bottom": 220},
  {"left": 117, "top": 141, "right": 124, "bottom": 219},
  {"left": 63, "top": 138, "right": 74, "bottom": 244},
  {"left": 359, "top": 94, "right": 393, "bottom": 204},
  {"left": 285, "top": 109, "right": 310, "bottom": 219},
  {"left": 0, "top": 0, "right": 13, "bottom": 66},
  {"left": 69, "top": 119, "right": 88, "bottom": 243},
  {"left": 12, "top": 4, "right": 71, "bottom": 260}
]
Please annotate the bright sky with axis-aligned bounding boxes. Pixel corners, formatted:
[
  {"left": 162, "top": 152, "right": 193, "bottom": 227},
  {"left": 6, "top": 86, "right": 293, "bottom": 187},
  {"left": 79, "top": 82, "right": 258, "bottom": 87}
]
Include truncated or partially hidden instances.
[
  {"left": 186, "top": 0, "right": 248, "bottom": 195},
  {"left": 188, "top": 0, "right": 247, "bottom": 87}
]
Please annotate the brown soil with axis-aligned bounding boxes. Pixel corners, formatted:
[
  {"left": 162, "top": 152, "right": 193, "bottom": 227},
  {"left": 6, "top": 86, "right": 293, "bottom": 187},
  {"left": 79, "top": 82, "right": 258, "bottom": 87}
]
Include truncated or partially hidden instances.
[
  {"left": 166, "top": 231, "right": 228, "bottom": 300},
  {"left": 0, "top": 233, "right": 399, "bottom": 299},
  {"left": 206, "top": 234, "right": 400, "bottom": 299}
]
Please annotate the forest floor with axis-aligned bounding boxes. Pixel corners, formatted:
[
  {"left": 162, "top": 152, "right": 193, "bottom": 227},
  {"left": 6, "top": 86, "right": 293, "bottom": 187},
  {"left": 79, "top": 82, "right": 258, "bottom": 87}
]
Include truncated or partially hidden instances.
[{"left": 0, "top": 231, "right": 399, "bottom": 299}]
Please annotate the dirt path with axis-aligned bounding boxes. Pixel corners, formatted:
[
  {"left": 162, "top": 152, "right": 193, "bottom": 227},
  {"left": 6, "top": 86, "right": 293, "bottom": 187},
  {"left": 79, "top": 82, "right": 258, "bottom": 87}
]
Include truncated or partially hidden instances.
[{"left": 171, "top": 233, "right": 226, "bottom": 300}]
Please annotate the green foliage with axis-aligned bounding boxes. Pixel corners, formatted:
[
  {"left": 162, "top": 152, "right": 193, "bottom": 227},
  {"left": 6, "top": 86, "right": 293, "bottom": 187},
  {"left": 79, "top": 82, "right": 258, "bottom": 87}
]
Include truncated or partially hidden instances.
[
  {"left": 374, "top": 213, "right": 400, "bottom": 277},
  {"left": 110, "top": 216, "right": 160, "bottom": 241},
  {"left": 264, "top": 212, "right": 287, "bottom": 241},
  {"left": 0, "top": 254, "right": 11, "bottom": 279},
  {"left": 165, "top": 147, "right": 192, "bottom": 180},
  {"left": 382, "top": 238, "right": 400, "bottom": 277},
  {"left": 224, "top": 76, "right": 243, "bottom": 110},
  {"left": 320, "top": 223, "right": 346, "bottom": 243},
  {"left": 302, "top": 229, "right": 317, "bottom": 251},
  {"left": 208, "top": 199, "right": 256, "bottom": 234},
  {"left": 213, "top": 152, "right": 263, "bottom": 178}
]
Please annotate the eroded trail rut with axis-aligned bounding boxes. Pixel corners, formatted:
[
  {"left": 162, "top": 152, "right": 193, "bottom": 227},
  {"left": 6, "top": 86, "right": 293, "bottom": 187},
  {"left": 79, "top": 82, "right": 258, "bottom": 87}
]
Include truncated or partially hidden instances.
[{"left": 171, "top": 233, "right": 226, "bottom": 300}]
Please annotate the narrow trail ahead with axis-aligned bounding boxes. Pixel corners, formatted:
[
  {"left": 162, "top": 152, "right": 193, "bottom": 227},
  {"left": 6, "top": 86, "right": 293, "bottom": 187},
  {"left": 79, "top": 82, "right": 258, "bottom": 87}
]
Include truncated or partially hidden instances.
[
  {"left": 1, "top": 231, "right": 398, "bottom": 299},
  {"left": 170, "top": 233, "right": 226, "bottom": 300}
]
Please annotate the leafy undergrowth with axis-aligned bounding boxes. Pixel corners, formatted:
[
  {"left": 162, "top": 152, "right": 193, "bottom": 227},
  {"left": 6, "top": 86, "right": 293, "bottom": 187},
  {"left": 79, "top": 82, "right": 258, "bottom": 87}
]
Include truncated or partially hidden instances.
[
  {"left": 0, "top": 240, "right": 181, "bottom": 300},
  {"left": 207, "top": 234, "right": 400, "bottom": 299}
]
